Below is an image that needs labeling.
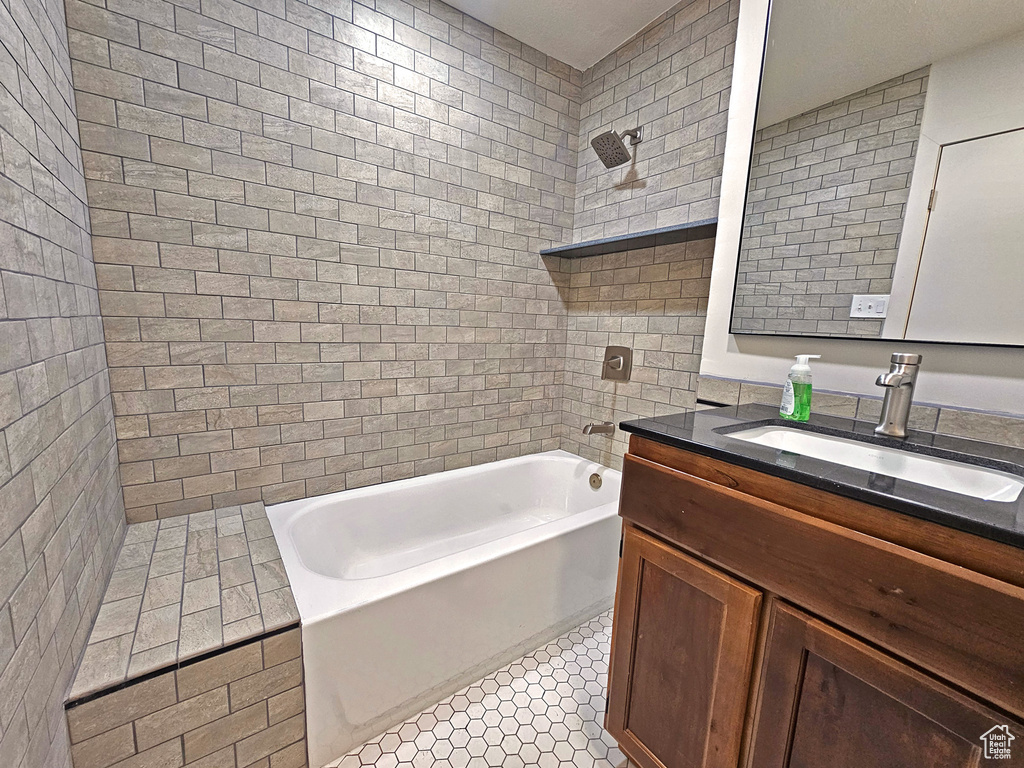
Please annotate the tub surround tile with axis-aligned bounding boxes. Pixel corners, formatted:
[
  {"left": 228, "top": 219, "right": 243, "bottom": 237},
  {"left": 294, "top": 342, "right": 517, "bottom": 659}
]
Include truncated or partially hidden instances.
[
  {"left": 180, "top": 607, "right": 225, "bottom": 658},
  {"left": 133, "top": 603, "right": 182, "bottom": 653},
  {"left": 66, "top": 628, "right": 306, "bottom": 768},
  {"left": 183, "top": 575, "right": 221, "bottom": 614},
  {"left": 140, "top": 571, "right": 184, "bottom": 611},
  {"left": 68, "top": 0, "right": 738, "bottom": 524},
  {"left": 70, "top": 0, "right": 584, "bottom": 524},
  {"left": 127, "top": 641, "right": 178, "bottom": 679},
  {"left": 102, "top": 566, "right": 150, "bottom": 603},
  {"left": 221, "top": 583, "right": 261, "bottom": 625},
  {"left": 69, "top": 501, "right": 299, "bottom": 702},
  {"left": 0, "top": 1, "right": 127, "bottom": 766},
  {"left": 560, "top": 238, "right": 715, "bottom": 472},
  {"left": 90, "top": 596, "right": 143, "bottom": 643},
  {"left": 574, "top": 1, "right": 739, "bottom": 241},
  {"left": 72, "top": 637, "right": 134, "bottom": 700}
]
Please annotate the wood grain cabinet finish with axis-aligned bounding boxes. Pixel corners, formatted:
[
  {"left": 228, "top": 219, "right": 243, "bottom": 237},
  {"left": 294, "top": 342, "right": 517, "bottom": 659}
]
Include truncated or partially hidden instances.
[
  {"left": 749, "top": 601, "right": 1024, "bottom": 768},
  {"left": 607, "top": 437, "right": 1024, "bottom": 768},
  {"left": 618, "top": 451, "right": 1024, "bottom": 718},
  {"left": 606, "top": 525, "right": 762, "bottom": 768}
]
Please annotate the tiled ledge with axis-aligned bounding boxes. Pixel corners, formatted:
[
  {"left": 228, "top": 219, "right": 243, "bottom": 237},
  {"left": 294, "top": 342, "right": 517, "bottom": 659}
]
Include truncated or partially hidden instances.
[{"left": 68, "top": 502, "right": 300, "bottom": 703}]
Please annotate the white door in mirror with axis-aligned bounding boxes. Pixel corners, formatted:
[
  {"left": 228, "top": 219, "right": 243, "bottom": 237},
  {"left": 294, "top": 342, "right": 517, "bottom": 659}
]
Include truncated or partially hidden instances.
[
  {"left": 727, "top": 426, "right": 1023, "bottom": 502},
  {"left": 905, "top": 128, "right": 1024, "bottom": 344}
]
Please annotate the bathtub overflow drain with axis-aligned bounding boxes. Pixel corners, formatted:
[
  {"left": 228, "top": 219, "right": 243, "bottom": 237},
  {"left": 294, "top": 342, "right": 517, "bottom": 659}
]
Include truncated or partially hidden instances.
[{"left": 589, "top": 473, "right": 603, "bottom": 490}]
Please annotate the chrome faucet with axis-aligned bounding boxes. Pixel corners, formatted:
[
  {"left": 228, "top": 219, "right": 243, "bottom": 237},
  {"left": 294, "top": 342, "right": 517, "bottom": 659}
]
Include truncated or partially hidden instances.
[
  {"left": 583, "top": 422, "right": 615, "bottom": 436},
  {"left": 874, "top": 353, "right": 922, "bottom": 438}
]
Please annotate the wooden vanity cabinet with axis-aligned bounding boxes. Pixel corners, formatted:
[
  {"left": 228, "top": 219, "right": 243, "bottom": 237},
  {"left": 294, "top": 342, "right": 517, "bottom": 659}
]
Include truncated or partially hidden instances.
[
  {"left": 606, "top": 526, "right": 761, "bottom": 768},
  {"left": 749, "top": 602, "right": 1018, "bottom": 768},
  {"left": 607, "top": 435, "right": 1024, "bottom": 768}
]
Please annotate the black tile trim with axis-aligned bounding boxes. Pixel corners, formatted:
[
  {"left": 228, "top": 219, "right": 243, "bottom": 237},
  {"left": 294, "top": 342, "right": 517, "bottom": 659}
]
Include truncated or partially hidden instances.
[
  {"left": 539, "top": 218, "right": 717, "bottom": 259},
  {"left": 64, "top": 621, "right": 301, "bottom": 709},
  {"left": 696, "top": 397, "right": 730, "bottom": 408}
]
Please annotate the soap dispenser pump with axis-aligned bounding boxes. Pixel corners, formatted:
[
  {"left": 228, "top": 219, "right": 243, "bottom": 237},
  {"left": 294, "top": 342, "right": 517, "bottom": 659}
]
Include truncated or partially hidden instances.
[{"left": 780, "top": 354, "right": 820, "bottom": 422}]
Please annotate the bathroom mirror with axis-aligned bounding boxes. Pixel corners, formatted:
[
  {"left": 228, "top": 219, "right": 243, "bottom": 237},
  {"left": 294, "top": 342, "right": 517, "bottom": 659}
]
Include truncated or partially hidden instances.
[{"left": 729, "top": 0, "right": 1024, "bottom": 346}]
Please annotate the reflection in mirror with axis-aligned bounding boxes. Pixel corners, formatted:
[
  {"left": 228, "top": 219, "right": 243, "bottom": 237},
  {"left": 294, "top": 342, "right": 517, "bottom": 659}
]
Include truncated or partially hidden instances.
[{"left": 730, "top": 0, "right": 1024, "bottom": 345}]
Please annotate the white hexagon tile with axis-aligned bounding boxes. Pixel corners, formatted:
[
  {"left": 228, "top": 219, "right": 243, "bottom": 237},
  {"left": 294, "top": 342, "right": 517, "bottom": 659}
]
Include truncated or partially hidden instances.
[{"left": 328, "top": 610, "right": 628, "bottom": 768}]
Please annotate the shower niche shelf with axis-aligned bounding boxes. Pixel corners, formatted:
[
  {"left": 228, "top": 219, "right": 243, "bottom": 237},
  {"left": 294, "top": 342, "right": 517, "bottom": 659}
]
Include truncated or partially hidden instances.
[{"left": 540, "top": 217, "right": 717, "bottom": 259}]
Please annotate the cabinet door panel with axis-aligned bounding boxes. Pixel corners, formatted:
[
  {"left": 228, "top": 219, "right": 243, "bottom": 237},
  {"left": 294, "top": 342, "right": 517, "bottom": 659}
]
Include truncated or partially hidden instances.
[
  {"left": 607, "top": 525, "right": 761, "bottom": 768},
  {"left": 749, "top": 601, "right": 1023, "bottom": 768}
]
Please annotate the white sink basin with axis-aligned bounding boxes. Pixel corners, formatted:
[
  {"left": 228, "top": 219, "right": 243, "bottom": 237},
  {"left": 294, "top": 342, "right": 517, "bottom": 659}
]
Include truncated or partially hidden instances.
[{"left": 727, "top": 426, "right": 1024, "bottom": 503}]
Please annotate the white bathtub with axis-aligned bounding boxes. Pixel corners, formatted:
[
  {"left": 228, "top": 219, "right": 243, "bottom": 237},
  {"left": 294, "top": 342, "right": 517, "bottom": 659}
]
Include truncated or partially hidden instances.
[{"left": 267, "top": 449, "right": 622, "bottom": 767}]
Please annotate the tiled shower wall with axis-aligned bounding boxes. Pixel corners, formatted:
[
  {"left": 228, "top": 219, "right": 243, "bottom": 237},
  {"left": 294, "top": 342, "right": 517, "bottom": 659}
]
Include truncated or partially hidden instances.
[
  {"left": 559, "top": 237, "right": 714, "bottom": 469},
  {"left": 0, "top": 0, "right": 126, "bottom": 764},
  {"left": 573, "top": 0, "right": 739, "bottom": 243},
  {"left": 733, "top": 68, "right": 928, "bottom": 337},
  {"left": 67, "top": 0, "right": 582, "bottom": 521},
  {"left": 68, "top": 0, "right": 738, "bottom": 521}
]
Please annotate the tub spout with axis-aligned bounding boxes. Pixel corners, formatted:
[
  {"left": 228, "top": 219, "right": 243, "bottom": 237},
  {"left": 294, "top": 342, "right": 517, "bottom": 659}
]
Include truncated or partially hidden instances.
[{"left": 583, "top": 422, "right": 615, "bottom": 436}]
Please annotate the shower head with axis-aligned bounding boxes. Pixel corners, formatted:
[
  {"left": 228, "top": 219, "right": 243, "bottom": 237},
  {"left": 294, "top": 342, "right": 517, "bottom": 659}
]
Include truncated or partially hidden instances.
[{"left": 590, "top": 127, "right": 643, "bottom": 168}]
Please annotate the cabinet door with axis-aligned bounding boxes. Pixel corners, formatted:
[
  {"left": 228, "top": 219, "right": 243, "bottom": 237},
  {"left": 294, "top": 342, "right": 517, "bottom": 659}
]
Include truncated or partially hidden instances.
[
  {"left": 748, "top": 601, "right": 1024, "bottom": 768},
  {"left": 607, "top": 524, "right": 762, "bottom": 768}
]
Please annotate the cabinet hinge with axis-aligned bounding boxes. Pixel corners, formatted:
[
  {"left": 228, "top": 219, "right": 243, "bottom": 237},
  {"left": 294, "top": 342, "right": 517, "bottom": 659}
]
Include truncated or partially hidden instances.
[
  {"left": 618, "top": 536, "right": 623, "bottom": 558},
  {"left": 927, "top": 189, "right": 937, "bottom": 211}
]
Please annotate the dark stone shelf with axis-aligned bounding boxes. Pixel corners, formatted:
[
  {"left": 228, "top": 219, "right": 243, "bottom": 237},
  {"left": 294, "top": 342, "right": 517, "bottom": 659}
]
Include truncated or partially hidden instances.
[{"left": 540, "top": 218, "right": 718, "bottom": 259}]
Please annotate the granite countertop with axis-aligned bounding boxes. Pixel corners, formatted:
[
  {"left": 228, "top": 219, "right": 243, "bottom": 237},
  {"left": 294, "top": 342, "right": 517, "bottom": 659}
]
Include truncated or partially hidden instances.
[
  {"left": 69, "top": 502, "right": 300, "bottom": 702},
  {"left": 620, "top": 404, "right": 1024, "bottom": 549}
]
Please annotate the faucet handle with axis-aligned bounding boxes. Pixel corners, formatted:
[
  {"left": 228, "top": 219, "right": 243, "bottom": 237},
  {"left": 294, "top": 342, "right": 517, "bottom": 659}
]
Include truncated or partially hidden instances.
[{"left": 890, "top": 352, "right": 922, "bottom": 366}]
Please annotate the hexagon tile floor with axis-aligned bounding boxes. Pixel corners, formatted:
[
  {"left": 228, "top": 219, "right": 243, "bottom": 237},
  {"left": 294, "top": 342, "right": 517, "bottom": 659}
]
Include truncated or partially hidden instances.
[{"left": 327, "top": 610, "right": 627, "bottom": 768}]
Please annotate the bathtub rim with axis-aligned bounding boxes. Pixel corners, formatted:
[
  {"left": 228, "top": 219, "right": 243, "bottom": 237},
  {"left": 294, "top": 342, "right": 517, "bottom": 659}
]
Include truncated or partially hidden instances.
[
  {"left": 268, "top": 448, "right": 612, "bottom": 521},
  {"left": 267, "top": 449, "right": 622, "bottom": 624}
]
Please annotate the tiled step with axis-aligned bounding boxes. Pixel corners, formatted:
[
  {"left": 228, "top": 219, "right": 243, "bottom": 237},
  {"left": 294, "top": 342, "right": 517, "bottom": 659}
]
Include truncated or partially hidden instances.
[{"left": 68, "top": 502, "right": 299, "bottom": 702}]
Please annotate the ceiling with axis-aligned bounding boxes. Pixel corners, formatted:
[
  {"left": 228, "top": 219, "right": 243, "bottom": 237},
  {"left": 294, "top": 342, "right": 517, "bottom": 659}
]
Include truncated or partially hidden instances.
[
  {"left": 443, "top": 0, "right": 680, "bottom": 71},
  {"left": 758, "top": 0, "right": 1024, "bottom": 127}
]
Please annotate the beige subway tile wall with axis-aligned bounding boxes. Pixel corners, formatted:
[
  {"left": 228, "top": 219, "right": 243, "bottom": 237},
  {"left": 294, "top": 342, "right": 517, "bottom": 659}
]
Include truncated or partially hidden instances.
[
  {"left": 734, "top": 68, "right": 928, "bottom": 337},
  {"left": 573, "top": 0, "right": 740, "bottom": 242},
  {"left": 68, "top": 0, "right": 739, "bottom": 521},
  {"left": 65, "top": 627, "right": 306, "bottom": 768},
  {"left": 559, "top": 238, "right": 714, "bottom": 469},
  {"left": 0, "top": 0, "right": 126, "bottom": 765},
  {"left": 68, "top": 0, "right": 581, "bottom": 522}
]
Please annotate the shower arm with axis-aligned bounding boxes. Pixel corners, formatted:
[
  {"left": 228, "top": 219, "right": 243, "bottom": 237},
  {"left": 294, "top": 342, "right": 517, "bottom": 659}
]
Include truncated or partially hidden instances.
[{"left": 619, "top": 127, "right": 643, "bottom": 146}]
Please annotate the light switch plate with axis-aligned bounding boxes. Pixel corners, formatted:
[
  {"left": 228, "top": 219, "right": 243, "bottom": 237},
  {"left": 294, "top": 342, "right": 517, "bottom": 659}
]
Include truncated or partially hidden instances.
[{"left": 850, "top": 294, "right": 889, "bottom": 318}]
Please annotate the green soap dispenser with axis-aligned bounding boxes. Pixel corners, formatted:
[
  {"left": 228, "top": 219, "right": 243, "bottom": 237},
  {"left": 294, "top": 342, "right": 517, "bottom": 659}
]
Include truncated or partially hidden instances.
[{"left": 780, "top": 354, "right": 820, "bottom": 422}]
